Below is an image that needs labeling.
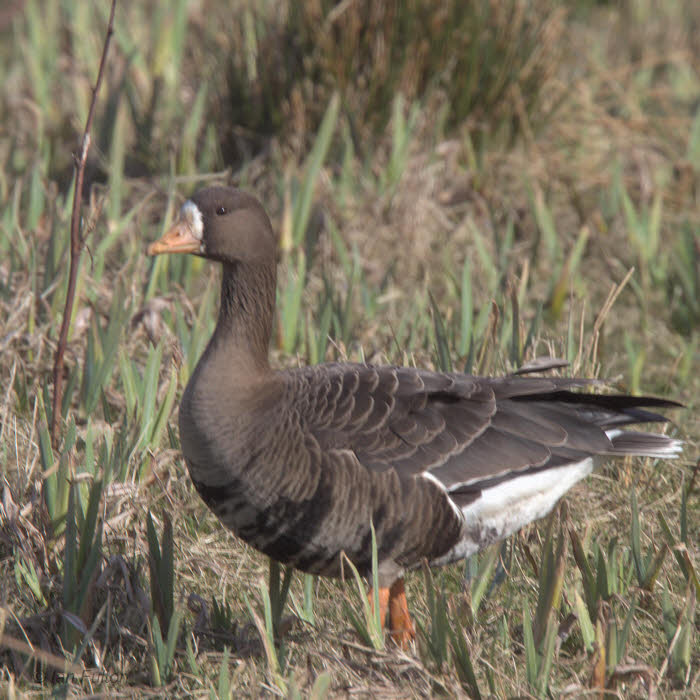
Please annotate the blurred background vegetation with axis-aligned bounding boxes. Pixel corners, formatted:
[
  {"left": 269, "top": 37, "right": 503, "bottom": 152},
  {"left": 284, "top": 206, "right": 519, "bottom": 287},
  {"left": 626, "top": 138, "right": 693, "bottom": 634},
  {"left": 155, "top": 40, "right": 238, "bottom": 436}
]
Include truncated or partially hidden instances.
[{"left": 0, "top": 0, "right": 697, "bottom": 696}]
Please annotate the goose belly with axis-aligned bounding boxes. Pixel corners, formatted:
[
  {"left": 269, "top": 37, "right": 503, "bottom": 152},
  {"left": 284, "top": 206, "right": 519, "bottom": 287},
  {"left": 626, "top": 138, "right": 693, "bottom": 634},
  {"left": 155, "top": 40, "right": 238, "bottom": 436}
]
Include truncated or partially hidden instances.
[{"left": 186, "top": 456, "right": 356, "bottom": 577}]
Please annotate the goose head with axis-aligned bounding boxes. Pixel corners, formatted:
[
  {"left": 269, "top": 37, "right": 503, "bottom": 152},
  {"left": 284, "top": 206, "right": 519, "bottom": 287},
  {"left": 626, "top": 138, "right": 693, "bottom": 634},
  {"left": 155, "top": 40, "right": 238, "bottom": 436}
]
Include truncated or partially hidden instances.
[{"left": 148, "top": 186, "right": 276, "bottom": 267}]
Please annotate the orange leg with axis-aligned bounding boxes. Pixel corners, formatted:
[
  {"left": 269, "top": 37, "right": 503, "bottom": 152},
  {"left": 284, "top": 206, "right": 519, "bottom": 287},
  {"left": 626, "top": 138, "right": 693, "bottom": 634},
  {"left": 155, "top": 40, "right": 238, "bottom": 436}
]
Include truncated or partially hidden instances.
[
  {"left": 388, "top": 578, "right": 415, "bottom": 649},
  {"left": 368, "top": 586, "right": 390, "bottom": 631}
]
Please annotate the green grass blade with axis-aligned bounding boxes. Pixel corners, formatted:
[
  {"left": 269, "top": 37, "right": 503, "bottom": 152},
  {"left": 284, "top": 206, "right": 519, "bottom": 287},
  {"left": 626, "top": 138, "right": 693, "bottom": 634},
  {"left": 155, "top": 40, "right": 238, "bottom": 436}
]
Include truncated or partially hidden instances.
[
  {"left": 680, "top": 476, "right": 689, "bottom": 544},
  {"left": 38, "top": 420, "right": 56, "bottom": 520},
  {"left": 217, "top": 646, "right": 232, "bottom": 700},
  {"left": 63, "top": 485, "right": 77, "bottom": 613},
  {"left": 342, "top": 535, "right": 384, "bottom": 650},
  {"left": 119, "top": 350, "right": 138, "bottom": 417},
  {"left": 292, "top": 93, "right": 340, "bottom": 246},
  {"left": 280, "top": 252, "right": 307, "bottom": 353},
  {"left": 309, "top": 671, "right": 331, "bottom": 700},
  {"left": 429, "top": 293, "right": 452, "bottom": 372},
  {"left": 574, "top": 591, "right": 595, "bottom": 652},
  {"left": 470, "top": 545, "right": 499, "bottom": 616},
  {"left": 76, "top": 521, "right": 103, "bottom": 617},
  {"left": 449, "top": 624, "right": 482, "bottom": 699},
  {"left": 150, "top": 365, "right": 178, "bottom": 446},
  {"left": 303, "top": 573, "right": 315, "bottom": 625},
  {"left": 617, "top": 599, "right": 636, "bottom": 662},
  {"left": 141, "top": 340, "right": 165, "bottom": 435},
  {"left": 630, "top": 487, "right": 655, "bottom": 588},
  {"left": 536, "top": 617, "right": 557, "bottom": 697},
  {"left": 244, "top": 592, "right": 286, "bottom": 693},
  {"left": 523, "top": 602, "right": 537, "bottom": 689},
  {"left": 150, "top": 615, "right": 165, "bottom": 687},
  {"left": 160, "top": 513, "right": 174, "bottom": 626},
  {"left": 165, "top": 608, "right": 184, "bottom": 678},
  {"left": 459, "top": 258, "right": 473, "bottom": 357},
  {"left": 76, "top": 479, "right": 103, "bottom": 574},
  {"left": 146, "top": 511, "right": 162, "bottom": 572}
]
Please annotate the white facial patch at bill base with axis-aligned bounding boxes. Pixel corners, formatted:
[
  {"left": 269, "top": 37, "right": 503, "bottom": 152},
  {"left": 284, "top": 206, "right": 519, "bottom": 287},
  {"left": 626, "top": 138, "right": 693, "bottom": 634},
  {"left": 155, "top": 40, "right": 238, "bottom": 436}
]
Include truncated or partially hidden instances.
[{"left": 181, "top": 200, "right": 205, "bottom": 252}]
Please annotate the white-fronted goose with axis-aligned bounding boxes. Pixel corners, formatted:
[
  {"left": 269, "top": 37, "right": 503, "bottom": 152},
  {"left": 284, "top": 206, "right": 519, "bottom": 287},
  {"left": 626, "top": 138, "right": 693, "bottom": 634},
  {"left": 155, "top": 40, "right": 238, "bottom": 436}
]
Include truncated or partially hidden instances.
[{"left": 148, "top": 186, "right": 682, "bottom": 646}]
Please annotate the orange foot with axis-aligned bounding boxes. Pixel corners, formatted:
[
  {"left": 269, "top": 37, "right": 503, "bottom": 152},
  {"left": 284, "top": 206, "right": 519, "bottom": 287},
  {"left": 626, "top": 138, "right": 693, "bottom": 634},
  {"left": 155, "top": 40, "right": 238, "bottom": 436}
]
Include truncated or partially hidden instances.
[
  {"left": 368, "top": 578, "right": 415, "bottom": 650},
  {"left": 388, "top": 578, "right": 415, "bottom": 648},
  {"left": 368, "top": 586, "right": 390, "bottom": 630}
]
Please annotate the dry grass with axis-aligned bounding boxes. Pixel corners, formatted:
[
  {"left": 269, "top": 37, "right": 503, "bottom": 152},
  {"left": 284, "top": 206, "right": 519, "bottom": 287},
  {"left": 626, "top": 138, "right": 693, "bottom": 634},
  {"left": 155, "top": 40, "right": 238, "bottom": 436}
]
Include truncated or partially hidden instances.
[{"left": 0, "top": 0, "right": 698, "bottom": 697}]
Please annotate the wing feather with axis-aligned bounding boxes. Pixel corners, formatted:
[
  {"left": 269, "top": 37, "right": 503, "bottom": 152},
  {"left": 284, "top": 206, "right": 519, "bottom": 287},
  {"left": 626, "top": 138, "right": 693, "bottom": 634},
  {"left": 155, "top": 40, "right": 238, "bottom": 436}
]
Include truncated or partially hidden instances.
[{"left": 296, "top": 363, "right": 678, "bottom": 491}]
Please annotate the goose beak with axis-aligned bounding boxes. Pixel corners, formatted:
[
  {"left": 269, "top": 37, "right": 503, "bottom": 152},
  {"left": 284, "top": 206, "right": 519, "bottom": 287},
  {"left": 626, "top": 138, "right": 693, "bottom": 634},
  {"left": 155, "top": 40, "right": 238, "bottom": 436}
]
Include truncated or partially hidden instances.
[{"left": 148, "top": 220, "right": 202, "bottom": 255}]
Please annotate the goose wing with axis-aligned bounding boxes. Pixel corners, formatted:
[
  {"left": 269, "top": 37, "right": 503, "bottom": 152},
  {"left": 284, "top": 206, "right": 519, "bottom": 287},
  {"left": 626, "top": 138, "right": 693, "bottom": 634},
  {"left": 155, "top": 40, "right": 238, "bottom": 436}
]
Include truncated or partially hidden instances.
[{"left": 298, "top": 363, "right": 680, "bottom": 493}]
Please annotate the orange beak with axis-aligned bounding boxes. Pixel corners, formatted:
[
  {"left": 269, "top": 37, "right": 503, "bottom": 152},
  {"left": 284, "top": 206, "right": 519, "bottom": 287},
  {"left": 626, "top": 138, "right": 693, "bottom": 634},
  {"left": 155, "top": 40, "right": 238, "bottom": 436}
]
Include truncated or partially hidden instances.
[{"left": 148, "top": 220, "right": 201, "bottom": 255}]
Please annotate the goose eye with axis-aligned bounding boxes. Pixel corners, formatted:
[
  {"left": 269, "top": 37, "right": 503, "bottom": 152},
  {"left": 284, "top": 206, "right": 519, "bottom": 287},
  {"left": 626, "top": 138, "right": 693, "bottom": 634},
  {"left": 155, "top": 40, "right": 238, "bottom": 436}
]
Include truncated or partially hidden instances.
[{"left": 216, "top": 206, "right": 227, "bottom": 216}]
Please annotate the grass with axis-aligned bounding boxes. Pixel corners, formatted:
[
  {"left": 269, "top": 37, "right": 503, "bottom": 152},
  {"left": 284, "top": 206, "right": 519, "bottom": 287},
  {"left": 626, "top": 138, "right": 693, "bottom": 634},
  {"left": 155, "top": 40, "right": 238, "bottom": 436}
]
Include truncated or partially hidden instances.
[
  {"left": 224, "top": 0, "right": 565, "bottom": 155},
  {"left": 0, "top": 0, "right": 698, "bottom": 696}
]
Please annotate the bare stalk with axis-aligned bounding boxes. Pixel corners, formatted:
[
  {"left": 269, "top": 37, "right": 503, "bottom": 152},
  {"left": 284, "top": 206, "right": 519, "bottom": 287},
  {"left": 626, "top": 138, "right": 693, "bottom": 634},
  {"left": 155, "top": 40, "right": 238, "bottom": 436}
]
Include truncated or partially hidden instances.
[{"left": 51, "top": 0, "right": 118, "bottom": 446}]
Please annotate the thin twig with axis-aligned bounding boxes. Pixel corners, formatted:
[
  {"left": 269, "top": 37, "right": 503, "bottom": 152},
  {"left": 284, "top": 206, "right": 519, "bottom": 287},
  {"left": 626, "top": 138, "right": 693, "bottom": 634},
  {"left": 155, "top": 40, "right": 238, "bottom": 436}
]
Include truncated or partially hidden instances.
[
  {"left": 51, "top": 0, "right": 117, "bottom": 447},
  {"left": 586, "top": 266, "right": 635, "bottom": 370},
  {"left": 0, "top": 632, "right": 83, "bottom": 676}
]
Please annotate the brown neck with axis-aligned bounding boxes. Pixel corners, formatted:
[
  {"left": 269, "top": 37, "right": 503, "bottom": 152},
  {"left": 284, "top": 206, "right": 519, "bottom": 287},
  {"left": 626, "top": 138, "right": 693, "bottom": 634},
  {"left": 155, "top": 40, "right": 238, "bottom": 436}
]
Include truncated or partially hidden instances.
[{"left": 209, "top": 260, "right": 276, "bottom": 379}]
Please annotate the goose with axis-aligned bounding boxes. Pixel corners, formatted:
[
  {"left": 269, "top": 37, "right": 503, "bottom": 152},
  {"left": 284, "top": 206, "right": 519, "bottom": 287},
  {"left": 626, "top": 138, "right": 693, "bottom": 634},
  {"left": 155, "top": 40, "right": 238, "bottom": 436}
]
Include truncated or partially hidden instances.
[{"left": 148, "top": 186, "right": 682, "bottom": 646}]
